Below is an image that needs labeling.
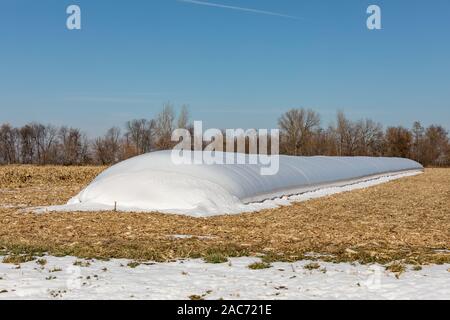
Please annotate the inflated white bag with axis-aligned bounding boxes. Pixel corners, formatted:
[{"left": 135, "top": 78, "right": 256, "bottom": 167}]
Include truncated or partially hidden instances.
[{"left": 64, "top": 151, "right": 422, "bottom": 216}]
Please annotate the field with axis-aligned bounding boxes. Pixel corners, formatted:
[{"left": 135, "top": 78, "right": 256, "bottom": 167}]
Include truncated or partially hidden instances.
[{"left": 0, "top": 166, "right": 449, "bottom": 266}]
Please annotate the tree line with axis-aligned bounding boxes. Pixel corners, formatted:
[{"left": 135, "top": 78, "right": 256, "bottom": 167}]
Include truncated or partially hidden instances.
[
  {"left": 278, "top": 109, "right": 449, "bottom": 167},
  {"left": 0, "top": 104, "right": 449, "bottom": 167}
]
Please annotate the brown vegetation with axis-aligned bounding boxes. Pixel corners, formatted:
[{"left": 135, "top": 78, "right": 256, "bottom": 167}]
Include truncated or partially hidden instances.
[
  {"left": 1, "top": 107, "right": 449, "bottom": 167},
  {"left": 0, "top": 166, "right": 448, "bottom": 265}
]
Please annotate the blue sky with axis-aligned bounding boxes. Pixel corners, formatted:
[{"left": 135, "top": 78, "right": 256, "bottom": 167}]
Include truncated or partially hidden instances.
[{"left": 1, "top": 0, "right": 449, "bottom": 136}]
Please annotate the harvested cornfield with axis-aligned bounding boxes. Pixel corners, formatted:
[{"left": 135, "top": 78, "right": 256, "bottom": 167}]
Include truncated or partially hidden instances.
[
  {"left": 0, "top": 166, "right": 449, "bottom": 265},
  {"left": 0, "top": 166, "right": 105, "bottom": 208},
  {"left": 0, "top": 165, "right": 106, "bottom": 188}
]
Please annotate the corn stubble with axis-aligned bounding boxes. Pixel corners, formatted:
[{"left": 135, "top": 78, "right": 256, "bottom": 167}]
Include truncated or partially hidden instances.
[{"left": 0, "top": 166, "right": 448, "bottom": 266}]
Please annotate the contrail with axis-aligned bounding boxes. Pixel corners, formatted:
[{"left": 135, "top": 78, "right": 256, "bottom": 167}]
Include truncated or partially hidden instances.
[{"left": 178, "top": 0, "right": 299, "bottom": 20}]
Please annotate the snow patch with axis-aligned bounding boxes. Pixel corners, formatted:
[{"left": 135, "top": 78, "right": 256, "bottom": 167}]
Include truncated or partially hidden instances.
[{"left": 0, "top": 256, "right": 448, "bottom": 300}]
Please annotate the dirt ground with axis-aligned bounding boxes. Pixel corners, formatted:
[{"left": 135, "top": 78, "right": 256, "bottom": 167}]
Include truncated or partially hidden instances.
[{"left": 0, "top": 166, "right": 448, "bottom": 265}]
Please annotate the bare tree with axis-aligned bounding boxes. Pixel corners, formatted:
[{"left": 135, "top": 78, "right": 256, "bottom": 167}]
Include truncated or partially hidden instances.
[
  {"left": 19, "top": 125, "right": 34, "bottom": 164},
  {"left": 278, "top": 108, "right": 320, "bottom": 155},
  {"left": 355, "top": 119, "right": 384, "bottom": 156},
  {"left": 155, "top": 103, "right": 176, "bottom": 150},
  {"left": 59, "top": 127, "right": 86, "bottom": 165},
  {"left": 94, "top": 127, "right": 122, "bottom": 165},
  {"left": 0, "top": 124, "right": 19, "bottom": 164},
  {"left": 423, "top": 125, "right": 449, "bottom": 166},
  {"left": 125, "top": 119, "right": 145, "bottom": 155},
  {"left": 411, "top": 121, "right": 425, "bottom": 163},
  {"left": 125, "top": 119, "right": 155, "bottom": 155},
  {"left": 177, "top": 105, "right": 190, "bottom": 129},
  {"left": 28, "top": 123, "right": 58, "bottom": 164},
  {"left": 311, "top": 126, "right": 338, "bottom": 156},
  {"left": 385, "top": 126, "right": 413, "bottom": 158},
  {"left": 335, "top": 112, "right": 359, "bottom": 156},
  {"left": 42, "top": 125, "right": 58, "bottom": 164}
]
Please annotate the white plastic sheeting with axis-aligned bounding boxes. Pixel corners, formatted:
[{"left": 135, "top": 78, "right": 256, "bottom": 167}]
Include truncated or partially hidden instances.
[{"left": 62, "top": 151, "right": 423, "bottom": 216}]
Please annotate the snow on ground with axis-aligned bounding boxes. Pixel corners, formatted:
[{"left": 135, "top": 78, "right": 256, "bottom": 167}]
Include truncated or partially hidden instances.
[{"left": 0, "top": 256, "right": 448, "bottom": 300}]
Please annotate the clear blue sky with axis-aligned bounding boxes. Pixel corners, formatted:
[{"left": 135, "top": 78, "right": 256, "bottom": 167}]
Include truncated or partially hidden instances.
[{"left": 1, "top": 0, "right": 449, "bottom": 136}]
